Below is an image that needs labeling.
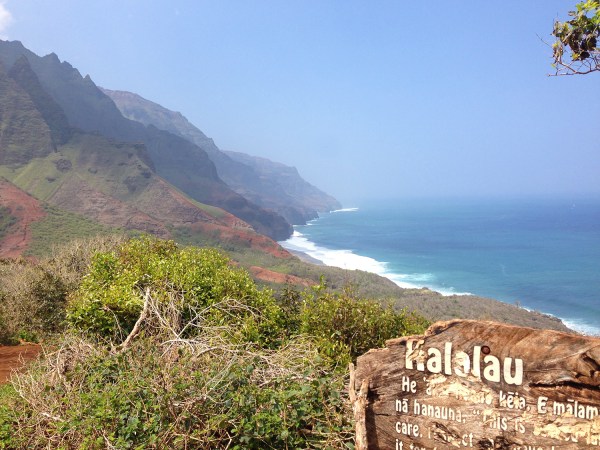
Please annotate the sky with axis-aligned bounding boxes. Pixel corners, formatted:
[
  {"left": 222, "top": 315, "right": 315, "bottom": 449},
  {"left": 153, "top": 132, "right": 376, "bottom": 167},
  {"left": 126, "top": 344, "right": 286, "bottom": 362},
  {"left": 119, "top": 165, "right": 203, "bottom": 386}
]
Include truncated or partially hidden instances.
[{"left": 1, "top": 1, "right": 598, "bottom": 204}]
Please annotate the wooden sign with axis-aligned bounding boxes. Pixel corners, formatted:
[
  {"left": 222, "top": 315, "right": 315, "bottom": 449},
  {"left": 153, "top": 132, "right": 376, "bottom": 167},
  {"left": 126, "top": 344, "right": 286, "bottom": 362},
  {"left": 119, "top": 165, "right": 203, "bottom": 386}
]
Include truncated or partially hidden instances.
[{"left": 352, "top": 320, "right": 600, "bottom": 449}]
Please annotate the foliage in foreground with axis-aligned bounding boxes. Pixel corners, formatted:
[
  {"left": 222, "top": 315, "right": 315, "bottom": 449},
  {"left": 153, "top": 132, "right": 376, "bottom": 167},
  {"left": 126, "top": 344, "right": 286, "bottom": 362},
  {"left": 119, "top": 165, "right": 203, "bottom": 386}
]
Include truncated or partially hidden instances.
[
  {"left": 552, "top": 0, "right": 600, "bottom": 75},
  {"left": 297, "top": 285, "right": 430, "bottom": 366},
  {"left": 0, "top": 235, "right": 126, "bottom": 344},
  {"left": 1, "top": 298, "right": 352, "bottom": 449},
  {"left": 0, "top": 236, "right": 429, "bottom": 449},
  {"left": 67, "top": 237, "right": 286, "bottom": 347}
]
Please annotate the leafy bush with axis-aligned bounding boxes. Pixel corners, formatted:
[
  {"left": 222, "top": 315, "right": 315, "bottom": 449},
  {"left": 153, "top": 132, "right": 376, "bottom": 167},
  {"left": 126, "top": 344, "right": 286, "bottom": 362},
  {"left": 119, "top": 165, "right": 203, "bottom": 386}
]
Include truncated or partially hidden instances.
[
  {"left": 67, "top": 236, "right": 287, "bottom": 347},
  {"left": 0, "top": 262, "right": 66, "bottom": 344},
  {"left": 299, "top": 285, "right": 430, "bottom": 366},
  {"left": 0, "top": 295, "right": 352, "bottom": 449},
  {"left": 0, "top": 235, "right": 429, "bottom": 448}
]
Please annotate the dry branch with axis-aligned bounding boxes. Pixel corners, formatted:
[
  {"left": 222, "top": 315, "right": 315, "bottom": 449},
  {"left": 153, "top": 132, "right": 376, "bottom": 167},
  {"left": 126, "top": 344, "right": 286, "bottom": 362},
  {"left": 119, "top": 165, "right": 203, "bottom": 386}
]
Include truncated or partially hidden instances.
[{"left": 116, "top": 288, "right": 151, "bottom": 353}]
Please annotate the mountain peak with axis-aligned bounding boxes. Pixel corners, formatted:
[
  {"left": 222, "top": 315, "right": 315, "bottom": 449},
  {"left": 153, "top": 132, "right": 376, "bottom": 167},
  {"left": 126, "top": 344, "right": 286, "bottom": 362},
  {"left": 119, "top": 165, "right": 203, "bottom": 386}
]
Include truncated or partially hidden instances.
[{"left": 44, "top": 52, "right": 60, "bottom": 63}]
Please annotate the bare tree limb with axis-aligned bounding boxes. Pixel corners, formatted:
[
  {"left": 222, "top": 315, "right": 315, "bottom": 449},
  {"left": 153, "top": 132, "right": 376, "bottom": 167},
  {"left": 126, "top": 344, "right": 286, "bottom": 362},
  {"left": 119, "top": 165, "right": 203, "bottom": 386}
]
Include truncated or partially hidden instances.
[{"left": 116, "top": 288, "right": 151, "bottom": 353}]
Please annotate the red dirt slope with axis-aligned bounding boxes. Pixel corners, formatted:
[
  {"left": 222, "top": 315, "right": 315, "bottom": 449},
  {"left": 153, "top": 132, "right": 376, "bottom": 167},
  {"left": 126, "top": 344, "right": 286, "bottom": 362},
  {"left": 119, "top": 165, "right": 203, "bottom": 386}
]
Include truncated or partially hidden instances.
[
  {"left": 249, "top": 266, "right": 313, "bottom": 287},
  {"left": 0, "top": 344, "right": 41, "bottom": 383},
  {"left": 0, "top": 180, "right": 46, "bottom": 258}
]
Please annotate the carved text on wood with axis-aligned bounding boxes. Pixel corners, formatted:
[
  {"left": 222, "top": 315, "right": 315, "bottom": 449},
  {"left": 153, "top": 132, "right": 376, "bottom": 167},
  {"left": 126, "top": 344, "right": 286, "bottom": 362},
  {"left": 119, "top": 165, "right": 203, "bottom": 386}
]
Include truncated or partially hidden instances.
[{"left": 353, "top": 320, "right": 600, "bottom": 449}]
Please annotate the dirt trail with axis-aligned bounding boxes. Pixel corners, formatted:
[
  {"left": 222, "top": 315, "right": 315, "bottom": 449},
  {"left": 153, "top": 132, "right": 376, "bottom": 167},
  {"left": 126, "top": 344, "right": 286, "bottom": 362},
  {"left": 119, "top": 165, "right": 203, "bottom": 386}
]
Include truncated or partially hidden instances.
[
  {"left": 0, "top": 180, "right": 46, "bottom": 258},
  {"left": 0, "top": 344, "right": 42, "bottom": 383}
]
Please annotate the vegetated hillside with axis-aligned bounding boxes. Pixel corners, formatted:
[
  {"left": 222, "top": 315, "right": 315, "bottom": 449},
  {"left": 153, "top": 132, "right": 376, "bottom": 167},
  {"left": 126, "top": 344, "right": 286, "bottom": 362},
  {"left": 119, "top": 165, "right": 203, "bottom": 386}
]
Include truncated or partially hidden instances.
[
  {"left": 0, "top": 39, "right": 291, "bottom": 240},
  {"left": 102, "top": 88, "right": 341, "bottom": 225},
  {"left": 0, "top": 132, "right": 288, "bottom": 259},
  {"left": 0, "top": 49, "right": 291, "bottom": 259},
  {"left": 0, "top": 180, "right": 44, "bottom": 258},
  {"left": 0, "top": 171, "right": 114, "bottom": 260}
]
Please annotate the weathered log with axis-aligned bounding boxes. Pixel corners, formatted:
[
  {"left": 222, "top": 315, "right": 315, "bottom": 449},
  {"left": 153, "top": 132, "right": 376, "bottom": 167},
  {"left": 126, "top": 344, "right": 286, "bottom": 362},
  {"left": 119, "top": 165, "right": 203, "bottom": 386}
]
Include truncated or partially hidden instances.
[{"left": 354, "top": 319, "right": 600, "bottom": 449}]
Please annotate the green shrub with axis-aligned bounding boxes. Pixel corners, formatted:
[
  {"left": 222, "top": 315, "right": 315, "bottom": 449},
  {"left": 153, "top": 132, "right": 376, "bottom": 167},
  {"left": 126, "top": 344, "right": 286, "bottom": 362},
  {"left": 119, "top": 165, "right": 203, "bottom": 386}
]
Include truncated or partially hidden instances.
[
  {"left": 299, "top": 285, "right": 430, "bottom": 366},
  {"left": 0, "top": 263, "right": 67, "bottom": 344},
  {"left": 0, "top": 298, "right": 352, "bottom": 449},
  {"left": 67, "top": 236, "right": 287, "bottom": 347},
  {"left": 0, "top": 235, "right": 429, "bottom": 448}
]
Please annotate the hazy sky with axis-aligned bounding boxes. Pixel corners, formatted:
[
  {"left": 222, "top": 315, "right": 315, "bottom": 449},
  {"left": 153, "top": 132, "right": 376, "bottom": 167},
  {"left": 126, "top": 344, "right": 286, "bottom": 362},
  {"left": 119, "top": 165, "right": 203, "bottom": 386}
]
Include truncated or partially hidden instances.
[{"left": 1, "top": 1, "right": 599, "bottom": 204}]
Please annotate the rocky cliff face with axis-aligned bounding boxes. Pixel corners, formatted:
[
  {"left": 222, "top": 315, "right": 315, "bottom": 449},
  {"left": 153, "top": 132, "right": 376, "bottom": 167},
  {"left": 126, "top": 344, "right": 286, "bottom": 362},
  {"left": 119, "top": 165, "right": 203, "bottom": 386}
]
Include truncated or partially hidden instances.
[
  {"left": 225, "top": 151, "right": 342, "bottom": 223},
  {"left": 0, "top": 62, "right": 54, "bottom": 164},
  {"left": 0, "top": 40, "right": 292, "bottom": 241},
  {"left": 102, "top": 88, "right": 341, "bottom": 225}
]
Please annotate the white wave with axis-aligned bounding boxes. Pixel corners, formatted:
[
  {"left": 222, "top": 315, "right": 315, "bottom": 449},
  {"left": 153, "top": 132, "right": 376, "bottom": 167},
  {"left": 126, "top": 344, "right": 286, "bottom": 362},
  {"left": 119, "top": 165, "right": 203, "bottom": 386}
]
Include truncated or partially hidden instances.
[
  {"left": 437, "top": 288, "right": 474, "bottom": 297},
  {"left": 282, "top": 230, "right": 477, "bottom": 296},
  {"left": 517, "top": 306, "right": 600, "bottom": 336},
  {"left": 562, "top": 319, "right": 600, "bottom": 336},
  {"left": 282, "top": 230, "right": 596, "bottom": 333},
  {"left": 331, "top": 207, "right": 359, "bottom": 213},
  {"left": 281, "top": 230, "right": 440, "bottom": 291}
]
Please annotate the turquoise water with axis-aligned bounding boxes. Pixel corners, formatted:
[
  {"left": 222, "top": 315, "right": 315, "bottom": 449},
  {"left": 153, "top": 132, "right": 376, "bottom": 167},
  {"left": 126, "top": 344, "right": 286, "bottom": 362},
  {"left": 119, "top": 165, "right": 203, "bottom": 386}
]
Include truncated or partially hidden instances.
[{"left": 281, "top": 197, "right": 600, "bottom": 335}]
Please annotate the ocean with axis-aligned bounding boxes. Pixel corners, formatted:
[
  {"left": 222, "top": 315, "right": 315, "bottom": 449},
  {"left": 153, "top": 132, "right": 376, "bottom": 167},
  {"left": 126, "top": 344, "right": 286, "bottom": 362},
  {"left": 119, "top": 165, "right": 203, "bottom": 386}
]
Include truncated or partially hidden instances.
[{"left": 281, "top": 197, "right": 600, "bottom": 336}]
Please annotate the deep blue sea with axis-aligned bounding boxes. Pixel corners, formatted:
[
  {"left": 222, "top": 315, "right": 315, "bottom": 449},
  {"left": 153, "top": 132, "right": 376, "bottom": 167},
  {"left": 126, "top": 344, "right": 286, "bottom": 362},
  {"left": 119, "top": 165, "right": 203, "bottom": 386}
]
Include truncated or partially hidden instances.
[{"left": 281, "top": 197, "right": 600, "bottom": 336}]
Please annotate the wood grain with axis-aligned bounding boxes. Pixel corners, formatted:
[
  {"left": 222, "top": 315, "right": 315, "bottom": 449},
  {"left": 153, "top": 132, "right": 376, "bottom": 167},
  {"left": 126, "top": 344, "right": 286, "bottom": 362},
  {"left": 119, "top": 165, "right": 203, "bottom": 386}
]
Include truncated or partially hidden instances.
[{"left": 354, "top": 320, "right": 600, "bottom": 449}]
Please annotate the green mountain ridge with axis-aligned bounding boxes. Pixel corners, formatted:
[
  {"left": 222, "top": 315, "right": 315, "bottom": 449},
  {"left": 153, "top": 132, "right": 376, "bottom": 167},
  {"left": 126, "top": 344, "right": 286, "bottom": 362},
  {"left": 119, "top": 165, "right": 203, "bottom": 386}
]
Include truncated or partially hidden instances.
[
  {"left": 0, "top": 39, "right": 292, "bottom": 240},
  {"left": 8, "top": 56, "right": 71, "bottom": 147},
  {"left": 0, "top": 44, "right": 291, "bottom": 258},
  {"left": 101, "top": 88, "right": 341, "bottom": 225}
]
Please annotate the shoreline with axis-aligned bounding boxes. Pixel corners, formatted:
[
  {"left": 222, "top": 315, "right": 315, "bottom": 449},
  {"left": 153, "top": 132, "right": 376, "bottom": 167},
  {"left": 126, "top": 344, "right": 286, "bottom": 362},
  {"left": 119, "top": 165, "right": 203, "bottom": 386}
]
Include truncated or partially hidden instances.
[
  {"left": 280, "top": 231, "right": 597, "bottom": 337},
  {"left": 280, "top": 230, "right": 470, "bottom": 295},
  {"left": 285, "top": 248, "right": 324, "bottom": 266}
]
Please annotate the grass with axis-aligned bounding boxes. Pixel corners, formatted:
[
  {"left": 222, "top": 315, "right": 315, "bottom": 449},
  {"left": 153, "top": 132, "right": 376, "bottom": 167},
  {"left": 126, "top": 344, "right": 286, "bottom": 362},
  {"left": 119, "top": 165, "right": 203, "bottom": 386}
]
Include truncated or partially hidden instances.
[
  {"left": 0, "top": 152, "right": 66, "bottom": 201},
  {"left": 0, "top": 206, "right": 17, "bottom": 241},
  {"left": 25, "top": 205, "right": 123, "bottom": 257}
]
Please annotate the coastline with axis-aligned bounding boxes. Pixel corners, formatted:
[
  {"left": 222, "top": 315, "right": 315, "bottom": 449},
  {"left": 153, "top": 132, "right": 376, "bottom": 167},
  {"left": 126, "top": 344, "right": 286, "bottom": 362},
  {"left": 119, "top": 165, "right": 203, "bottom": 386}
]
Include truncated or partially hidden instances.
[
  {"left": 285, "top": 248, "right": 324, "bottom": 266},
  {"left": 280, "top": 220, "right": 598, "bottom": 337},
  {"left": 281, "top": 229, "right": 468, "bottom": 295}
]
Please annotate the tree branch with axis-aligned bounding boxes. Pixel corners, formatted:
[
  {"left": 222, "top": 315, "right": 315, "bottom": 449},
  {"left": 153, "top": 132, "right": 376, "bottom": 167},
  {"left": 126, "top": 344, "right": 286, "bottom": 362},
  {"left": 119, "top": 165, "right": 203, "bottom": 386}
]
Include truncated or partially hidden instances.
[{"left": 116, "top": 288, "right": 151, "bottom": 353}]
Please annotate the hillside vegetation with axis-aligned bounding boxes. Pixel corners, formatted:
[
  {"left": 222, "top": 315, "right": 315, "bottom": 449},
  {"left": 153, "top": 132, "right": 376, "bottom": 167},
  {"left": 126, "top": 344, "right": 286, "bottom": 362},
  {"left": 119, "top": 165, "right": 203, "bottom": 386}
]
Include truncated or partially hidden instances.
[
  {"left": 0, "top": 40, "right": 294, "bottom": 241},
  {"left": 0, "top": 207, "right": 16, "bottom": 242},
  {"left": 0, "top": 235, "right": 427, "bottom": 449},
  {"left": 103, "top": 88, "right": 341, "bottom": 225}
]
